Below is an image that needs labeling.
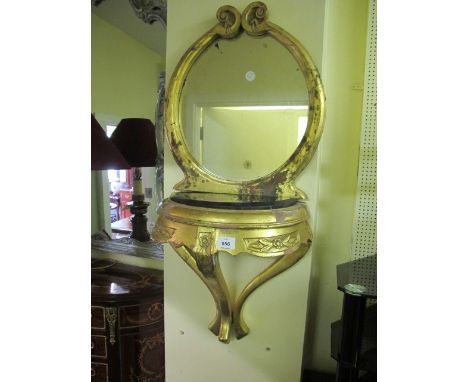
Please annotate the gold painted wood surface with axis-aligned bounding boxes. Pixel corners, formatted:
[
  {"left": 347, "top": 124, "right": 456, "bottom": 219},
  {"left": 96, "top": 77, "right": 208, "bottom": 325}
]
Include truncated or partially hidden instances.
[
  {"left": 153, "top": 199, "right": 312, "bottom": 342},
  {"left": 165, "top": 1, "right": 325, "bottom": 202},
  {"left": 158, "top": 1, "right": 324, "bottom": 342}
]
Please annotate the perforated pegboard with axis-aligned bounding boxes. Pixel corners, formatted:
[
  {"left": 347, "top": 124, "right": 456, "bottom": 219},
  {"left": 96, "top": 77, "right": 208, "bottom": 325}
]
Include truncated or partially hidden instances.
[{"left": 351, "top": 0, "right": 377, "bottom": 270}]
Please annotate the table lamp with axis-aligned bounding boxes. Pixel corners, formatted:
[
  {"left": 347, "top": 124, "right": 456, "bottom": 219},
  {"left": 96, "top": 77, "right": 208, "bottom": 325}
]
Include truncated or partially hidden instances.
[
  {"left": 91, "top": 114, "right": 130, "bottom": 238},
  {"left": 110, "top": 118, "right": 157, "bottom": 242},
  {"left": 91, "top": 114, "right": 130, "bottom": 171}
]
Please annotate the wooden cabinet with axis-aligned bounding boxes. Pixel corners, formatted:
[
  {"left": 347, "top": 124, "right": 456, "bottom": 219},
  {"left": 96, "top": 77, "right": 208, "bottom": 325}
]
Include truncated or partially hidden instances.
[{"left": 91, "top": 259, "right": 164, "bottom": 381}]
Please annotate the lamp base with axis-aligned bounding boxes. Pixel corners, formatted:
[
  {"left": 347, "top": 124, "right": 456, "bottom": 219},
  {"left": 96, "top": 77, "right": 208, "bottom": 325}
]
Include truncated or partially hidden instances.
[{"left": 130, "top": 198, "right": 151, "bottom": 242}]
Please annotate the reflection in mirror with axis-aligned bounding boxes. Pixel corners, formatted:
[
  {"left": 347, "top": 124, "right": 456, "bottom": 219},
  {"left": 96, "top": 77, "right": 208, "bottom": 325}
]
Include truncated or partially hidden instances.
[
  {"left": 91, "top": 2, "right": 166, "bottom": 257},
  {"left": 181, "top": 34, "right": 309, "bottom": 181}
]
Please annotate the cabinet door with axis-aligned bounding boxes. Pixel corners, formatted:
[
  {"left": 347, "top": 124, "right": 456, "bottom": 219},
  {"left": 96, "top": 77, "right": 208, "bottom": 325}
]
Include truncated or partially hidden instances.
[
  {"left": 91, "top": 362, "right": 108, "bottom": 382},
  {"left": 119, "top": 326, "right": 165, "bottom": 382},
  {"left": 91, "top": 306, "right": 106, "bottom": 329}
]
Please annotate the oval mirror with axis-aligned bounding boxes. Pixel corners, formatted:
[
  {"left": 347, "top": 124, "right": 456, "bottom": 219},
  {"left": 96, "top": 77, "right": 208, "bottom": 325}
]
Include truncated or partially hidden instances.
[
  {"left": 165, "top": 2, "right": 324, "bottom": 202},
  {"left": 180, "top": 33, "right": 309, "bottom": 181}
]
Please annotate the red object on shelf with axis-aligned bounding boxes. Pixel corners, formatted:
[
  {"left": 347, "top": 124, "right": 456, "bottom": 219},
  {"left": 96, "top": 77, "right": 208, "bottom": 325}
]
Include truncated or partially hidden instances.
[{"left": 119, "top": 189, "right": 133, "bottom": 219}]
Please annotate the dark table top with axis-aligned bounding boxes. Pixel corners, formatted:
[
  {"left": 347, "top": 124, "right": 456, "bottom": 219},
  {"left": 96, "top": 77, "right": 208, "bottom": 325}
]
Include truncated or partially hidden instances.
[
  {"left": 91, "top": 259, "right": 163, "bottom": 300},
  {"left": 170, "top": 192, "right": 299, "bottom": 210},
  {"left": 337, "top": 255, "right": 376, "bottom": 298}
]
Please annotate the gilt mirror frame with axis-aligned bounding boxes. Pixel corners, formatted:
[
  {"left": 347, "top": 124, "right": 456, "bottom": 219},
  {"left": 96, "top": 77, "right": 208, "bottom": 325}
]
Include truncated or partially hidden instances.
[{"left": 166, "top": 1, "right": 325, "bottom": 202}]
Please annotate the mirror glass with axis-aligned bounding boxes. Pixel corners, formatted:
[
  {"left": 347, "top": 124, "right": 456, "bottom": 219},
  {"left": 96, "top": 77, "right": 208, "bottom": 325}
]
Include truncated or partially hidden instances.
[{"left": 181, "top": 34, "right": 309, "bottom": 181}]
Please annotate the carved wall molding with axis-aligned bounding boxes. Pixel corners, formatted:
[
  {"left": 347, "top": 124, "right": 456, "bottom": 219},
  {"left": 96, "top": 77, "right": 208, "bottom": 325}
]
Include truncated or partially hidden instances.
[
  {"left": 129, "top": 0, "right": 167, "bottom": 27},
  {"left": 155, "top": 72, "right": 166, "bottom": 209},
  {"left": 92, "top": 0, "right": 167, "bottom": 27}
]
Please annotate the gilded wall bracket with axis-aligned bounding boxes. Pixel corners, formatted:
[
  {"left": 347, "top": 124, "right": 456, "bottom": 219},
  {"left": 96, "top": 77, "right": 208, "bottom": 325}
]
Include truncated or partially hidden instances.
[{"left": 154, "top": 200, "right": 312, "bottom": 342}]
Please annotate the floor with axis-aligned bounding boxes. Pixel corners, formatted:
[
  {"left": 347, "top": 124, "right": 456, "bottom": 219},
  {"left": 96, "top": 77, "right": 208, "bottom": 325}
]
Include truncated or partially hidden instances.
[
  {"left": 302, "top": 370, "right": 335, "bottom": 382},
  {"left": 301, "top": 370, "right": 377, "bottom": 382}
]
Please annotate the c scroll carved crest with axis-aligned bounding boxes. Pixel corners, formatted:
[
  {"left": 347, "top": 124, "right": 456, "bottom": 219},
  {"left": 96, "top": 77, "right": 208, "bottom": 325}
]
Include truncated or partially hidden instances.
[
  {"left": 241, "top": 1, "right": 268, "bottom": 34},
  {"left": 214, "top": 5, "right": 241, "bottom": 38}
]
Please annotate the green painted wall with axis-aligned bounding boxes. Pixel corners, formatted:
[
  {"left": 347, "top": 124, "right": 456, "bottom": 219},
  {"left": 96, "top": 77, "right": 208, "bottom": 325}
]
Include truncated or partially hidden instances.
[
  {"left": 91, "top": 12, "right": 162, "bottom": 120},
  {"left": 91, "top": 12, "right": 163, "bottom": 234}
]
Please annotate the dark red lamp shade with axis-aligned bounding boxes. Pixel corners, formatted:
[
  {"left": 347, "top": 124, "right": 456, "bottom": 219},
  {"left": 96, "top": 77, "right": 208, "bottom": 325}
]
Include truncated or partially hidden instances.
[
  {"left": 110, "top": 118, "right": 157, "bottom": 167},
  {"left": 91, "top": 114, "right": 130, "bottom": 170}
]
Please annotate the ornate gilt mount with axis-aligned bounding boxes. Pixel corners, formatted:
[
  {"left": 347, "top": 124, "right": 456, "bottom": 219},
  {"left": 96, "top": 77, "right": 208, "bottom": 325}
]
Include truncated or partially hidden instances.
[
  {"left": 105, "top": 307, "right": 118, "bottom": 345},
  {"left": 154, "top": 200, "right": 312, "bottom": 342},
  {"left": 244, "top": 231, "right": 300, "bottom": 254}
]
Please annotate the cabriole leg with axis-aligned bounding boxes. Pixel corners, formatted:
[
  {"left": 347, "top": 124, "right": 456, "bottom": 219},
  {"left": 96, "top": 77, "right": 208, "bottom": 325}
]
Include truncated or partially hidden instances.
[
  {"left": 233, "top": 240, "right": 311, "bottom": 339},
  {"left": 174, "top": 243, "right": 233, "bottom": 343}
]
